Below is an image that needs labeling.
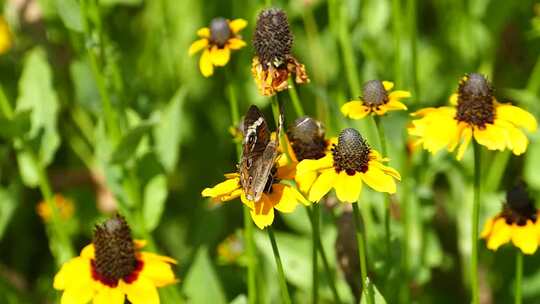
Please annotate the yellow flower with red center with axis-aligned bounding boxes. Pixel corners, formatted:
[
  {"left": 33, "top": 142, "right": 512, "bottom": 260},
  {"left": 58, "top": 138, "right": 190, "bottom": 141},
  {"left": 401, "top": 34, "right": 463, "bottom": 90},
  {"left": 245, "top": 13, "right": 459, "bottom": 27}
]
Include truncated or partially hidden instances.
[
  {"left": 481, "top": 183, "right": 540, "bottom": 255},
  {"left": 189, "top": 17, "right": 247, "bottom": 77},
  {"left": 202, "top": 154, "right": 309, "bottom": 229},
  {"left": 296, "top": 128, "right": 401, "bottom": 203},
  {"left": 0, "top": 16, "right": 11, "bottom": 55},
  {"left": 251, "top": 8, "right": 309, "bottom": 96},
  {"left": 341, "top": 80, "right": 411, "bottom": 119},
  {"left": 53, "top": 215, "right": 177, "bottom": 304},
  {"left": 408, "top": 73, "right": 537, "bottom": 160}
]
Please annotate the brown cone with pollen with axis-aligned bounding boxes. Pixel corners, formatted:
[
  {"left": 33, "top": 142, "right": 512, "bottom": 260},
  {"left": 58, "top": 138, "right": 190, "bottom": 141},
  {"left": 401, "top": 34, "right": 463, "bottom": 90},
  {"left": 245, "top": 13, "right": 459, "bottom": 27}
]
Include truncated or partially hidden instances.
[
  {"left": 501, "top": 182, "right": 537, "bottom": 226},
  {"left": 455, "top": 73, "right": 495, "bottom": 129},
  {"left": 332, "top": 128, "right": 371, "bottom": 175},
  {"left": 92, "top": 214, "right": 139, "bottom": 287},
  {"left": 287, "top": 116, "right": 327, "bottom": 161},
  {"left": 210, "top": 18, "right": 232, "bottom": 48},
  {"left": 253, "top": 8, "right": 293, "bottom": 68},
  {"left": 362, "top": 80, "right": 389, "bottom": 107}
]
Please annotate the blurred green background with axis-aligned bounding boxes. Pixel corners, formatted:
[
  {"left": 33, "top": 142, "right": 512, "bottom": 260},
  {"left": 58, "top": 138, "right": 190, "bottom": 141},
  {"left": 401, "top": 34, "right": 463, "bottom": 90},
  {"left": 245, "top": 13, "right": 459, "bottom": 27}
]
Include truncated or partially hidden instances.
[{"left": 1, "top": 0, "right": 540, "bottom": 303}]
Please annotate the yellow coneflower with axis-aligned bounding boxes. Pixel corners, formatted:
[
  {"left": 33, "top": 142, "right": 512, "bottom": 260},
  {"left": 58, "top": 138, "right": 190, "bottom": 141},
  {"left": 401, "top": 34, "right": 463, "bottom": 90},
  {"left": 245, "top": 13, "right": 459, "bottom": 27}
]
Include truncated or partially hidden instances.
[
  {"left": 341, "top": 80, "right": 411, "bottom": 119},
  {"left": 36, "top": 194, "right": 74, "bottom": 222},
  {"left": 251, "top": 8, "right": 309, "bottom": 96},
  {"left": 287, "top": 116, "right": 329, "bottom": 162},
  {"left": 482, "top": 183, "right": 540, "bottom": 255},
  {"left": 53, "top": 215, "right": 177, "bottom": 304},
  {"left": 408, "top": 73, "right": 537, "bottom": 160},
  {"left": 189, "top": 17, "right": 247, "bottom": 77},
  {"left": 296, "top": 128, "right": 401, "bottom": 203},
  {"left": 202, "top": 154, "right": 309, "bottom": 229},
  {"left": 0, "top": 16, "right": 12, "bottom": 55}
]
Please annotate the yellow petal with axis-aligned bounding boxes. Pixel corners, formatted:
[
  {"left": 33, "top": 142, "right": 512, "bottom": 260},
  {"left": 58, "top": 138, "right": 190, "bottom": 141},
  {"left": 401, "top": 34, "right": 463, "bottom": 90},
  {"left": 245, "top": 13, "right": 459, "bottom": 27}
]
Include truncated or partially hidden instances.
[
  {"left": 229, "top": 18, "right": 247, "bottom": 33},
  {"left": 199, "top": 49, "right": 214, "bottom": 77},
  {"left": 296, "top": 154, "right": 334, "bottom": 172},
  {"left": 341, "top": 101, "right": 370, "bottom": 120},
  {"left": 473, "top": 124, "right": 507, "bottom": 152},
  {"left": 210, "top": 46, "right": 230, "bottom": 67},
  {"left": 201, "top": 177, "right": 241, "bottom": 201},
  {"left": 54, "top": 257, "right": 92, "bottom": 290},
  {"left": 360, "top": 165, "right": 397, "bottom": 194},
  {"left": 295, "top": 169, "right": 318, "bottom": 195},
  {"left": 370, "top": 160, "right": 401, "bottom": 181},
  {"left": 486, "top": 218, "right": 511, "bottom": 251},
  {"left": 197, "top": 27, "right": 210, "bottom": 38},
  {"left": 188, "top": 39, "right": 208, "bottom": 55},
  {"left": 227, "top": 38, "right": 246, "bottom": 50},
  {"left": 272, "top": 184, "right": 300, "bottom": 212},
  {"left": 383, "top": 99, "right": 408, "bottom": 111},
  {"left": 250, "top": 196, "right": 275, "bottom": 229},
  {"left": 388, "top": 90, "right": 411, "bottom": 101},
  {"left": 140, "top": 253, "right": 178, "bottom": 287},
  {"left": 61, "top": 286, "right": 94, "bottom": 304},
  {"left": 496, "top": 104, "right": 538, "bottom": 132},
  {"left": 504, "top": 122, "right": 529, "bottom": 155},
  {"left": 0, "top": 17, "right": 12, "bottom": 55},
  {"left": 122, "top": 276, "right": 159, "bottom": 304},
  {"left": 456, "top": 126, "right": 472, "bottom": 160},
  {"left": 480, "top": 217, "right": 495, "bottom": 238},
  {"left": 449, "top": 93, "right": 458, "bottom": 105},
  {"left": 93, "top": 287, "right": 124, "bottom": 304},
  {"left": 334, "top": 171, "right": 362, "bottom": 203},
  {"left": 308, "top": 169, "right": 338, "bottom": 202},
  {"left": 408, "top": 107, "right": 460, "bottom": 155},
  {"left": 382, "top": 81, "right": 394, "bottom": 91},
  {"left": 511, "top": 221, "right": 539, "bottom": 255},
  {"left": 81, "top": 244, "right": 95, "bottom": 259}
]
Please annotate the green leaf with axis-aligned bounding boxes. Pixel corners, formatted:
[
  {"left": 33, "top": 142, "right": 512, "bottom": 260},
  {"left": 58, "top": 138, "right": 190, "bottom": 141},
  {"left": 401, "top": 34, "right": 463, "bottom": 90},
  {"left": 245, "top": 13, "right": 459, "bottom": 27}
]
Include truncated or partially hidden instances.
[
  {"left": 110, "top": 122, "right": 153, "bottom": 164},
  {"left": 0, "top": 188, "right": 17, "bottom": 240},
  {"left": 183, "top": 247, "right": 227, "bottom": 304},
  {"left": 16, "top": 48, "right": 60, "bottom": 168},
  {"left": 153, "top": 88, "right": 186, "bottom": 172},
  {"left": 99, "top": 0, "right": 143, "bottom": 6},
  {"left": 69, "top": 59, "right": 100, "bottom": 113},
  {"left": 360, "top": 281, "right": 387, "bottom": 304},
  {"left": 525, "top": 131, "right": 540, "bottom": 190},
  {"left": 143, "top": 174, "right": 168, "bottom": 231},
  {"left": 15, "top": 150, "right": 39, "bottom": 187},
  {"left": 55, "top": 0, "right": 83, "bottom": 32},
  {"left": 0, "top": 110, "right": 31, "bottom": 139}
]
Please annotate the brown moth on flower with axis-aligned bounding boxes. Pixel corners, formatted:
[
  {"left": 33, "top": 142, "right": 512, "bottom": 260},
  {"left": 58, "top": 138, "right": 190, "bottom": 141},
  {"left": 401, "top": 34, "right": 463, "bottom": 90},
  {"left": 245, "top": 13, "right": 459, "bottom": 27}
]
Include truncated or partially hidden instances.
[{"left": 252, "top": 8, "right": 309, "bottom": 96}]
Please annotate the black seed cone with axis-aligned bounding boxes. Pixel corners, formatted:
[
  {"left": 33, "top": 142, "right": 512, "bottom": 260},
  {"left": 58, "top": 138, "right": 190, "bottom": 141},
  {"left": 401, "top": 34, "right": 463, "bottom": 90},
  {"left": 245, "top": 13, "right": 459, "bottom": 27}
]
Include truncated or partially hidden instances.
[
  {"left": 253, "top": 8, "right": 293, "bottom": 68},
  {"left": 287, "top": 116, "right": 326, "bottom": 161},
  {"left": 455, "top": 73, "right": 495, "bottom": 128},
  {"left": 93, "top": 215, "right": 137, "bottom": 281},
  {"left": 505, "top": 182, "right": 536, "bottom": 222},
  {"left": 333, "top": 128, "right": 371, "bottom": 173},
  {"left": 210, "top": 17, "right": 231, "bottom": 47},
  {"left": 362, "top": 80, "right": 388, "bottom": 106}
]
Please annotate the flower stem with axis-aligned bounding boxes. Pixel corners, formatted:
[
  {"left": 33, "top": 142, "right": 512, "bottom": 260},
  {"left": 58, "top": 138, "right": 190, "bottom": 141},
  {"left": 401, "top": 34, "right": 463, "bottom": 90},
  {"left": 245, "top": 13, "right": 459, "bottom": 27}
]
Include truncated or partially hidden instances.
[
  {"left": 392, "top": 0, "right": 403, "bottom": 86},
  {"left": 515, "top": 250, "right": 523, "bottom": 304},
  {"left": 287, "top": 78, "right": 305, "bottom": 117},
  {"left": 373, "top": 116, "right": 391, "bottom": 259},
  {"left": 352, "top": 203, "right": 373, "bottom": 304},
  {"left": 0, "top": 84, "right": 13, "bottom": 119},
  {"left": 311, "top": 205, "right": 319, "bottom": 304},
  {"left": 267, "top": 228, "right": 292, "bottom": 304},
  {"left": 271, "top": 95, "right": 292, "bottom": 163},
  {"left": 406, "top": 0, "right": 419, "bottom": 98},
  {"left": 471, "top": 142, "right": 481, "bottom": 304}
]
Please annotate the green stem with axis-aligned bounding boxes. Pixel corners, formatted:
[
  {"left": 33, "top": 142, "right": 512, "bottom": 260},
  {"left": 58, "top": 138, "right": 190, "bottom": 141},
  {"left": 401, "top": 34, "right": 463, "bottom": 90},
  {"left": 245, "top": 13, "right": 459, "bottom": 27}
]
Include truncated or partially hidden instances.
[
  {"left": 515, "top": 250, "right": 523, "bottom": 304},
  {"left": 0, "top": 84, "right": 13, "bottom": 119},
  {"left": 526, "top": 53, "right": 540, "bottom": 94},
  {"left": 471, "top": 142, "right": 481, "bottom": 304},
  {"left": 392, "top": 0, "right": 403, "bottom": 86},
  {"left": 337, "top": 4, "right": 361, "bottom": 96},
  {"left": 310, "top": 206, "right": 319, "bottom": 304},
  {"left": 373, "top": 116, "right": 391, "bottom": 259},
  {"left": 287, "top": 78, "right": 305, "bottom": 117},
  {"left": 352, "top": 204, "right": 373, "bottom": 304},
  {"left": 271, "top": 95, "right": 292, "bottom": 163},
  {"left": 407, "top": 0, "right": 418, "bottom": 98},
  {"left": 267, "top": 228, "right": 292, "bottom": 304}
]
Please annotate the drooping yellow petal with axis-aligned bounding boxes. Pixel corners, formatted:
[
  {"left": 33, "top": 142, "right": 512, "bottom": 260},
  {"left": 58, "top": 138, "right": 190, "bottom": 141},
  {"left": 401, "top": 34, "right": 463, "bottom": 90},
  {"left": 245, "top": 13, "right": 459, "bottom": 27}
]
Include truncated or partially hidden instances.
[
  {"left": 229, "top": 18, "right": 248, "bottom": 33},
  {"left": 360, "top": 166, "right": 397, "bottom": 194},
  {"left": 511, "top": 221, "right": 539, "bottom": 255},
  {"left": 486, "top": 218, "right": 511, "bottom": 251},
  {"left": 250, "top": 196, "right": 275, "bottom": 229},
  {"left": 188, "top": 39, "right": 208, "bottom": 55},
  {"left": 272, "top": 184, "right": 300, "bottom": 212},
  {"left": 54, "top": 257, "right": 92, "bottom": 290},
  {"left": 60, "top": 286, "right": 94, "bottom": 304},
  {"left": 199, "top": 49, "right": 214, "bottom": 77},
  {"left": 496, "top": 104, "right": 538, "bottom": 132},
  {"left": 122, "top": 276, "right": 160, "bottom": 304},
  {"left": 370, "top": 160, "right": 401, "bottom": 181},
  {"left": 382, "top": 81, "right": 394, "bottom": 91},
  {"left": 201, "top": 177, "right": 242, "bottom": 202},
  {"left": 308, "top": 169, "right": 338, "bottom": 202},
  {"left": 197, "top": 27, "right": 210, "bottom": 38},
  {"left": 140, "top": 253, "right": 178, "bottom": 287},
  {"left": 408, "top": 107, "right": 460, "bottom": 155},
  {"left": 341, "top": 101, "right": 370, "bottom": 120},
  {"left": 480, "top": 217, "right": 495, "bottom": 238},
  {"left": 473, "top": 124, "right": 507, "bottom": 152},
  {"left": 334, "top": 171, "right": 362, "bottom": 203},
  {"left": 93, "top": 287, "right": 124, "bottom": 304},
  {"left": 295, "top": 169, "right": 318, "bottom": 195},
  {"left": 210, "top": 46, "right": 230, "bottom": 67},
  {"left": 227, "top": 38, "right": 247, "bottom": 50},
  {"left": 503, "top": 122, "right": 529, "bottom": 155}
]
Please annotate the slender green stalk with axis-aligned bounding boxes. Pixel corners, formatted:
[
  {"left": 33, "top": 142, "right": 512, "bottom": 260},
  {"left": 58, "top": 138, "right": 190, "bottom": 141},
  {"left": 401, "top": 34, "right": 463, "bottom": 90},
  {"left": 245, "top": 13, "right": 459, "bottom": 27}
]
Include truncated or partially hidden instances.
[
  {"left": 526, "top": 53, "right": 540, "bottom": 94},
  {"left": 373, "top": 116, "right": 391, "bottom": 259},
  {"left": 267, "top": 228, "right": 292, "bottom": 304},
  {"left": 271, "top": 95, "right": 293, "bottom": 162},
  {"left": 352, "top": 203, "right": 373, "bottom": 304},
  {"left": 515, "top": 250, "right": 523, "bottom": 304},
  {"left": 471, "top": 142, "right": 481, "bottom": 304},
  {"left": 287, "top": 78, "right": 305, "bottom": 117},
  {"left": 407, "top": 0, "right": 418, "bottom": 98},
  {"left": 311, "top": 206, "right": 319, "bottom": 304},
  {"left": 0, "top": 84, "right": 13, "bottom": 119},
  {"left": 225, "top": 72, "right": 257, "bottom": 304},
  {"left": 337, "top": 4, "right": 361, "bottom": 96},
  {"left": 392, "top": 0, "right": 403, "bottom": 86}
]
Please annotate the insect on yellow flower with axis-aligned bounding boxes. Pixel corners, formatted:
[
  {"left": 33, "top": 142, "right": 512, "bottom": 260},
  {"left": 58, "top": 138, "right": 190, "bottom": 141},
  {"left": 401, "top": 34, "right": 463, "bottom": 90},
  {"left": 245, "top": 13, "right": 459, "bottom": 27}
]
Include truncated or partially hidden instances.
[
  {"left": 189, "top": 17, "right": 247, "bottom": 77},
  {"left": 53, "top": 215, "right": 177, "bottom": 304},
  {"left": 408, "top": 73, "right": 538, "bottom": 160},
  {"left": 0, "top": 16, "right": 12, "bottom": 55},
  {"left": 251, "top": 8, "right": 309, "bottom": 96},
  {"left": 481, "top": 183, "right": 540, "bottom": 255},
  {"left": 341, "top": 80, "right": 411, "bottom": 119},
  {"left": 296, "top": 128, "right": 401, "bottom": 203}
]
